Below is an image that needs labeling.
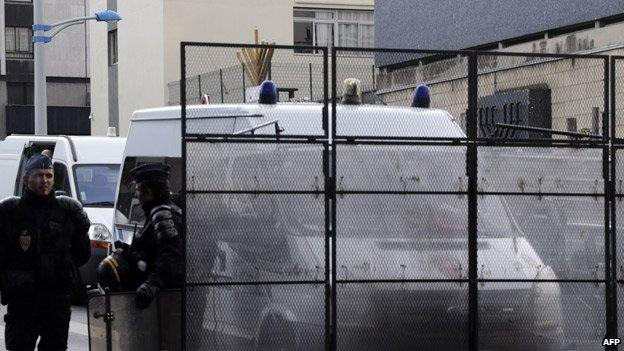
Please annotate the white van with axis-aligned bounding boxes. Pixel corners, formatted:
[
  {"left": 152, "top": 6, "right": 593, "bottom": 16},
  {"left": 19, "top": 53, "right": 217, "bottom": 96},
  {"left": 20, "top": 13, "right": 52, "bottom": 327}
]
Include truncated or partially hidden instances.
[
  {"left": 114, "top": 103, "right": 563, "bottom": 350},
  {"left": 0, "top": 135, "right": 126, "bottom": 290}
]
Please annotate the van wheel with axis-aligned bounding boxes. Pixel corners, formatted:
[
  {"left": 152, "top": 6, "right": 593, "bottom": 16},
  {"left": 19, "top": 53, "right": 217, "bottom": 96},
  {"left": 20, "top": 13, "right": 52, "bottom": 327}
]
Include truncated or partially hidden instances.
[{"left": 255, "top": 316, "right": 298, "bottom": 351}]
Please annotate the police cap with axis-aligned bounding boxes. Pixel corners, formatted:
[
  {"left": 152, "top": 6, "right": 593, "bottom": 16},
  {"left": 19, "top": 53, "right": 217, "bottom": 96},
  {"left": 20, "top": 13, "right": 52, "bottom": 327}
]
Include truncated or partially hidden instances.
[
  {"left": 24, "top": 154, "right": 53, "bottom": 173},
  {"left": 130, "top": 162, "right": 170, "bottom": 183}
]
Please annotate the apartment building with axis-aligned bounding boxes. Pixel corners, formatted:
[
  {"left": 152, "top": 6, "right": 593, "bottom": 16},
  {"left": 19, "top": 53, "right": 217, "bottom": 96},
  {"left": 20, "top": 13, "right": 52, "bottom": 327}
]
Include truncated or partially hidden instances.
[
  {"left": 1, "top": 0, "right": 91, "bottom": 137},
  {"left": 89, "top": 0, "right": 375, "bottom": 136}
]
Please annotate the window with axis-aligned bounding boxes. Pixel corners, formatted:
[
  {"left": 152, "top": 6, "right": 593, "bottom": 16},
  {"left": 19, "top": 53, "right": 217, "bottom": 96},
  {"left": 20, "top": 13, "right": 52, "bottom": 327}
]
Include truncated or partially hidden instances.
[
  {"left": 115, "top": 157, "right": 182, "bottom": 227},
  {"left": 108, "top": 29, "right": 118, "bottom": 66},
  {"left": 74, "top": 164, "right": 120, "bottom": 207},
  {"left": 5, "top": 27, "right": 33, "bottom": 59},
  {"left": 7, "top": 82, "right": 34, "bottom": 105},
  {"left": 293, "top": 8, "right": 374, "bottom": 55},
  {"left": 53, "top": 162, "right": 72, "bottom": 197}
]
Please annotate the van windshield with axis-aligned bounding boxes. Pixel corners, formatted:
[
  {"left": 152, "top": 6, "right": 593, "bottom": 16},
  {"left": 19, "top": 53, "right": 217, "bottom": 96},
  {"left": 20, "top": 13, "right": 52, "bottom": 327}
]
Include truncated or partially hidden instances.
[
  {"left": 115, "top": 157, "right": 182, "bottom": 226},
  {"left": 74, "top": 164, "right": 120, "bottom": 207}
]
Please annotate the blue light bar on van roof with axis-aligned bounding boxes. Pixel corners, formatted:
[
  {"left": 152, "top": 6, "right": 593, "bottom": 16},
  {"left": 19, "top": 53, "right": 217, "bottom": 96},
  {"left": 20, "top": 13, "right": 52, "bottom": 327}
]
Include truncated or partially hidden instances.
[
  {"left": 412, "top": 83, "right": 431, "bottom": 108},
  {"left": 259, "top": 80, "right": 277, "bottom": 104}
]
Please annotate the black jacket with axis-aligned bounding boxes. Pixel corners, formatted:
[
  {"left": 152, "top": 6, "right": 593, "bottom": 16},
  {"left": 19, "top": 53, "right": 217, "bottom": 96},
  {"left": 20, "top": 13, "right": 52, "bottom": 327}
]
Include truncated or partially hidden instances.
[
  {"left": 129, "top": 196, "right": 182, "bottom": 289},
  {"left": 0, "top": 190, "right": 91, "bottom": 303}
]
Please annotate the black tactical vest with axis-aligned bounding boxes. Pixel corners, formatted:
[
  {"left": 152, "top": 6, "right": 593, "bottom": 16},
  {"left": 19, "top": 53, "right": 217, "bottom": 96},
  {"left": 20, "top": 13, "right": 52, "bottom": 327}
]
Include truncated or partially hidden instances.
[
  {"left": 129, "top": 198, "right": 183, "bottom": 288},
  {"left": 2, "top": 194, "right": 77, "bottom": 295}
]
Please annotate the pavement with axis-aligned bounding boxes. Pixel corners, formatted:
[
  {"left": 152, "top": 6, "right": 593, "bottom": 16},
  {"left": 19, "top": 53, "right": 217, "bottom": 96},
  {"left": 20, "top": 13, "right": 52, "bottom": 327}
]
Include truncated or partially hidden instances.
[{"left": 0, "top": 303, "right": 89, "bottom": 351}]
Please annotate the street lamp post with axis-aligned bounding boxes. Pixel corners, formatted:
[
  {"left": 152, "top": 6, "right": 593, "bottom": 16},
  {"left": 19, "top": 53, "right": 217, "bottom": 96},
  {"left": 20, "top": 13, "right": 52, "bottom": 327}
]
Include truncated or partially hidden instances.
[{"left": 32, "top": 2, "right": 121, "bottom": 135}]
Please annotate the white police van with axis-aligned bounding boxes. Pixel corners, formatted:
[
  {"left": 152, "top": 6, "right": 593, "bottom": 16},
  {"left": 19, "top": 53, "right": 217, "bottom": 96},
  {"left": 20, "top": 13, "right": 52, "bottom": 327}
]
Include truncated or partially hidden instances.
[
  {"left": 112, "top": 84, "right": 564, "bottom": 350},
  {"left": 0, "top": 134, "right": 125, "bottom": 291}
]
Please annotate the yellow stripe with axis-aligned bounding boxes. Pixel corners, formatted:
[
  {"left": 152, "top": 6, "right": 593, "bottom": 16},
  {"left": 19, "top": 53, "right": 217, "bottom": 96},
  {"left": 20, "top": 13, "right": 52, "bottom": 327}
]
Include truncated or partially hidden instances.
[
  {"left": 108, "top": 256, "right": 118, "bottom": 269},
  {"left": 104, "top": 257, "right": 121, "bottom": 284}
]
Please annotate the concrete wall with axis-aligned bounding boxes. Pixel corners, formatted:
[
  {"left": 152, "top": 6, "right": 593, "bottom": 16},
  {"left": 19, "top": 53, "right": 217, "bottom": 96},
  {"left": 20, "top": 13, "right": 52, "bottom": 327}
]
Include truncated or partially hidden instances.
[
  {"left": 90, "top": 0, "right": 374, "bottom": 135},
  {"left": 377, "top": 47, "right": 624, "bottom": 137},
  {"left": 43, "top": 0, "right": 89, "bottom": 77},
  {"left": 116, "top": 0, "right": 164, "bottom": 136},
  {"left": 88, "top": 0, "right": 109, "bottom": 135},
  {"left": 0, "top": 0, "right": 5, "bottom": 76},
  {"left": 374, "top": 0, "right": 624, "bottom": 67},
  {"left": 0, "top": 82, "right": 6, "bottom": 138},
  {"left": 164, "top": 0, "right": 374, "bottom": 105},
  {"left": 374, "top": 21, "right": 624, "bottom": 136},
  {"left": 295, "top": 0, "right": 373, "bottom": 9},
  {"left": 164, "top": 0, "right": 292, "bottom": 105}
]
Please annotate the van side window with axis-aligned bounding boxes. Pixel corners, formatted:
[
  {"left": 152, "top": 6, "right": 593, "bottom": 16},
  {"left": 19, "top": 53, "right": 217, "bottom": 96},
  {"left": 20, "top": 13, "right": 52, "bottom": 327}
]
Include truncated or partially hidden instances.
[
  {"left": 115, "top": 157, "right": 182, "bottom": 227},
  {"left": 53, "top": 162, "right": 72, "bottom": 197}
]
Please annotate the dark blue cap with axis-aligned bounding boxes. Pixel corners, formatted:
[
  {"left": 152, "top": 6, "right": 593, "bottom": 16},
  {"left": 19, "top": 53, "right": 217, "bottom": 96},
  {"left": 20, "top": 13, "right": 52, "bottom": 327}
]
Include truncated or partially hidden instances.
[
  {"left": 412, "top": 84, "right": 431, "bottom": 108},
  {"left": 24, "top": 154, "right": 53, "bottom": 173},
  {"left": 259, "top": 80, "right": 277, "bottom": 104},
  {"left": 130, "top": 162, "right": 170, "bottom": 183}
]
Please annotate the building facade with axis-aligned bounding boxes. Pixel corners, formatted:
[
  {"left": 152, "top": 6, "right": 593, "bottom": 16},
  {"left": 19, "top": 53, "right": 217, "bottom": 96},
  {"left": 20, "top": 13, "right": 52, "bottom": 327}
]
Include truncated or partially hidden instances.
[
  {"left": 1, "top": 0, "right": 91, "bottom": 137},
  {"left": 373, "top": 0, "right": 624, "bottom": 136},
  {"left": 89, "top": 0, "right": 375, "bottom": 136}
]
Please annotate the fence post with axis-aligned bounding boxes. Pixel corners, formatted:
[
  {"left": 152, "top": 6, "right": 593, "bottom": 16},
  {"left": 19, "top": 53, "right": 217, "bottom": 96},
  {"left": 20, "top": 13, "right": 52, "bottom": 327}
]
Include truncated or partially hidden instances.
[
  {"left": 220, "top": 68, "right": 224, "bottom": 103},
  {"left": 467, "top": 51, "right": 479, "bottom": 351},
  {"left": 242, "top": 63, "right": 246, "bottom": 103},
  {"left": 268, "top": 62, "right": 272, "bottom": 81},
  {"left": 371, "top": 64, "right": 375, "bottom": 89},
  {"left": 180, "top": 42, "right": 188, "bottom": 351},
  {"left": 198, "top": 75, "right": 202, "bottom": 103},
  {"left": 309, "top": 62, "right": 313, "bottom": 101},
  {"left": 605, "top": 56, "right": 618, "bottom": 347},
  {"left": 329, "top": 46, "right": 337, "bottom": 351}
]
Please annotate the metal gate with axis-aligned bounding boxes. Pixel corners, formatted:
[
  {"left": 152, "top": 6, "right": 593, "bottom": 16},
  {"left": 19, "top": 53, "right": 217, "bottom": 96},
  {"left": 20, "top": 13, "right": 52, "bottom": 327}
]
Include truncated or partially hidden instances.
[{"left": 177, "top": 45, "right": 620, "bottom": 351}]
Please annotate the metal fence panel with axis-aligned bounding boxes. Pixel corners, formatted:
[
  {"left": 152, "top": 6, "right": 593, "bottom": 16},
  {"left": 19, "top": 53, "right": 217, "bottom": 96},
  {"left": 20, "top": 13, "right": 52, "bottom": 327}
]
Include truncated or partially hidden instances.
[
  {"left": 336, "top": 282, "right": 469, "bottom": 350},
  {"left": 185, "top": 284, "right": 326, "bottom": 350},
  {"left": 182, "top": 43, "right": 329, "bottom": 350},
  {"left": 476, "top": 54, "right": 608, "bottom": 141},
  {"left": 175, "top": 44, "right": 617, "bottom": 351},
  {"left": 87, "top": 291, "right": 181, "bottom": 351}
]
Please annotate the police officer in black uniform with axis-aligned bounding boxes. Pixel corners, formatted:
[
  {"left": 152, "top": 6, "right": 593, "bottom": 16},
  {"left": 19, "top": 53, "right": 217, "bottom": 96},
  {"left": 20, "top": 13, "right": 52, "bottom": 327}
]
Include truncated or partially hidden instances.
[
  {"left": 0, "top": 153, "right": 91, "bottom": 351},
  {"left": 99, "top": 162, "right": 182, "bottom": 309}
]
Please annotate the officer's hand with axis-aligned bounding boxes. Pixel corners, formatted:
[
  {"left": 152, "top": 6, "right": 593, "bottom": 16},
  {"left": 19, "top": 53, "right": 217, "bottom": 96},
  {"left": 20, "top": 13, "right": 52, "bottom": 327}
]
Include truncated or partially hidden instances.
[
  {"left": 114, "top": 241, "right": 130, "bottom": 254},
  {"left": 135, "top": 282, "right": 159, "bottom": 310}
]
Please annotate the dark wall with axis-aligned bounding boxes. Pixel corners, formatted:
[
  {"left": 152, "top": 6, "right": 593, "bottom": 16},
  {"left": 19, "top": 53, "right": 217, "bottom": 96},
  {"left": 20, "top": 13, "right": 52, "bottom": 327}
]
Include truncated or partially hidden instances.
[
  {"left": 6, "top": 105, "right": 91, "bottom": 135},
  {"left": 375, "top": 0, "right": 624, "bottom": 67}
]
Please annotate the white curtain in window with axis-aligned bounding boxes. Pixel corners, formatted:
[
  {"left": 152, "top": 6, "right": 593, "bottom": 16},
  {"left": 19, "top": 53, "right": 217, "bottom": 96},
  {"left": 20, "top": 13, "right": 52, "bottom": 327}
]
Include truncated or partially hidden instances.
[
  {"left": 338, "top": 23, "right": 358, "bottom": 47},
  {"left": 337, "top": 10, "right": 373, "bottom": 21},
  {"left": 360, "top": 24, "right": 374, "bottom": 48},
  {"left": 315, "top": 22, "right": 333, "bottom": 47},
  {"left": 5, "top": 27, "right": 16, "bottom": 52},
  {"left": 315, "top": 11, "right": 333, "bottom": 20},
  {"left": 17, "top": 28, "right": 30, "bottom": 52}
]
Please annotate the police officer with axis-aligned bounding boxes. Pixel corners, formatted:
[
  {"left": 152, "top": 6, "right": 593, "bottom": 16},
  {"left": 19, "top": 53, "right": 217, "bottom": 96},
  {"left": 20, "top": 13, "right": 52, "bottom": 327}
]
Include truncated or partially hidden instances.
[
  {"left": 99, "top": 162, "right": 182, "bottom": 309},
  {"left": 0, "top": 153, "right": 91, "bottom": 351}
]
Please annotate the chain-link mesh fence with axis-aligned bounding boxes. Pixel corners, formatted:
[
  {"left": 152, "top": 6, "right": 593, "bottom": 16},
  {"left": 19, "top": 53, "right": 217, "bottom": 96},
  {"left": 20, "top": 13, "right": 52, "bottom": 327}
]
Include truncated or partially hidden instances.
[
  {"left": 164, "top": 44, "right": 619, "bottom": 351},
  {"left": 613, "top": 56, "right": 624, "bottom": 342},
  {"left": 473, "top": 52, "right": 609, "bottom": 350},
  {"left": 182, "top": 44, "right": 329, "bottom": 350}
]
